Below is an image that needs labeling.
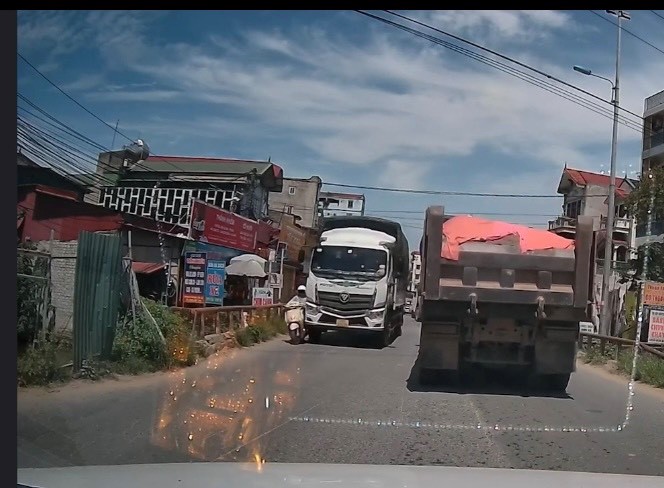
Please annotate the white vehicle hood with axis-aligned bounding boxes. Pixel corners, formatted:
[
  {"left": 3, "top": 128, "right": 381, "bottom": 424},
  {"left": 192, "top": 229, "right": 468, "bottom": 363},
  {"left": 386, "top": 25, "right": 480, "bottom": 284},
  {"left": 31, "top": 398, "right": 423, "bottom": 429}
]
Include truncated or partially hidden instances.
[{"left": 17, "top": 462, "right": 662, "bottom": 488}]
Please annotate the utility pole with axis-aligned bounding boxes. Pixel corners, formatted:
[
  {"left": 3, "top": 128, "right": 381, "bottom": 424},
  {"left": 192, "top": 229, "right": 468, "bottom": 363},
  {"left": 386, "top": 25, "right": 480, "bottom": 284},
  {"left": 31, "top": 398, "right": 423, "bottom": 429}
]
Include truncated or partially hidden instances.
[{"left": 599, "top": 9, "right": 630, "bottom": 336}]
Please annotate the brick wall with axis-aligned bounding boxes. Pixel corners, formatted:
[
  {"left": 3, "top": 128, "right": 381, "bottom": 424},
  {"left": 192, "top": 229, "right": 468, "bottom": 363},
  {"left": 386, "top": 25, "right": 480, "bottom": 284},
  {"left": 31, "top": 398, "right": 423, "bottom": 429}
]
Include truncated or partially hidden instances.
[{"left": 49, "top": 241, "right": 78, "bottom": 331}]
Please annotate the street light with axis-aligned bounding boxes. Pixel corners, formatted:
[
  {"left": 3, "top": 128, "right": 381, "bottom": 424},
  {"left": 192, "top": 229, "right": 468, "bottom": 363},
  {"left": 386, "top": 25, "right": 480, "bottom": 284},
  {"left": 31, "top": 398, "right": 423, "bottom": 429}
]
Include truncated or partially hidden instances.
[{"left": 573, "top": 10, "right": 629, "bottom": 336}]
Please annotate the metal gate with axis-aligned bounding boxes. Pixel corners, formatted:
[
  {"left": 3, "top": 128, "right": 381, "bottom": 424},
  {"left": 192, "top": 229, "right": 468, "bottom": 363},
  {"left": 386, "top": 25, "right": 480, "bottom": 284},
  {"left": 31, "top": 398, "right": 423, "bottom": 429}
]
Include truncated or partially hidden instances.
[{"left": 72, "top": 231, "right": 124, "bottom": 370}]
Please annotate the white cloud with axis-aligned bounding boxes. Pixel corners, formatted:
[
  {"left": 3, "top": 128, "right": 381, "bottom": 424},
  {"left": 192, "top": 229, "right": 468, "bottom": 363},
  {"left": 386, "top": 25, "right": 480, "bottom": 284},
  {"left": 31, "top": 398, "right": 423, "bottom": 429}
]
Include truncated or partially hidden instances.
[
  {"left": 377, "top": 160, "right": 432, "bottom": 190},
  {"left": 17, "top": 11, "right": 662, "bottom": 195},
  {"left": 113, "top": 28, "right": 658, "bottom": 172}
]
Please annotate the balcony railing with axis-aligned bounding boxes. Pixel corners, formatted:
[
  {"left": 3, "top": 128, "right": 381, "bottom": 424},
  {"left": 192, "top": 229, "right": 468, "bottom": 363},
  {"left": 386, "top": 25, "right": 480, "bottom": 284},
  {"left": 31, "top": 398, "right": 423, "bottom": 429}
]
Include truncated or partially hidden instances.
[
  {"left": 600, "top": 216, "right": 631, "bottom": 233},
  {"left": 548, "top": 216, "right": 576, "bottom": 232},
  {"left": 645, "top": 131, "right": 664, "bottom": 151},
  {"left": 595, "top": 259, "right": 631, "bottom": 273}
]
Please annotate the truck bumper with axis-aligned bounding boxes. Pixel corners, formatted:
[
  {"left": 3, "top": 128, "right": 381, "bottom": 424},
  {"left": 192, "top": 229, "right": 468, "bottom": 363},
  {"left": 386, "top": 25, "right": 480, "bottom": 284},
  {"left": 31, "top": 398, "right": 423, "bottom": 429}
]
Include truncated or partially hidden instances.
[{"left": 305, "top": 307, "right": 387, "bottom": 332}]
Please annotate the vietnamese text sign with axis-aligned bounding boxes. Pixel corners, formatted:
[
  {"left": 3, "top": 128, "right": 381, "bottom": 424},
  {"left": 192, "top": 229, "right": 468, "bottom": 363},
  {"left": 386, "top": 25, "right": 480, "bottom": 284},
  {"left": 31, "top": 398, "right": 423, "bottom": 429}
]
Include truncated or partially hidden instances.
[
  {"left": 648, "top": 309, "right": 664, "bottom": 344},
  {"left": 183, "top": 252, "right": 206, "bottom": 305},
  {"left": 643, "top": 282, "right": 664, "bottom": 307},
  {"left": 190, "top": 199, "right": 258, "bottom": 253},
  {"left": 205, "top": 259, "right": 225, "bottom": 305},
  {"left": 252, "top": 287, "right": 273, "bottom": 306}
]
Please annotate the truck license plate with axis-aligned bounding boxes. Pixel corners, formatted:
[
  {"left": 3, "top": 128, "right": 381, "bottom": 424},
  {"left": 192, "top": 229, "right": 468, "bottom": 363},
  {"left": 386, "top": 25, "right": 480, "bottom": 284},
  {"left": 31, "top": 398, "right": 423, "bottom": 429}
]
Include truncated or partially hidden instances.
[{"left": 336, "top": 319, "right": 349, "bottom": 327}]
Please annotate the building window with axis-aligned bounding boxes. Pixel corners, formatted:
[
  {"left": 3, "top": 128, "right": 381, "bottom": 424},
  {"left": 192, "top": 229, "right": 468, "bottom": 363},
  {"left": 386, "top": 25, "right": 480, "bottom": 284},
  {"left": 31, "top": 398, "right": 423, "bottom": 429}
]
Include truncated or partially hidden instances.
[
  {"left": 288, "top": 186, "right": 296, "bottom": 195},
  {"left": 348, "top": 200, "right": 354, "bottom": 209},
  {"left": 286, "top": 205, "right": 293, "bottom": 214}
]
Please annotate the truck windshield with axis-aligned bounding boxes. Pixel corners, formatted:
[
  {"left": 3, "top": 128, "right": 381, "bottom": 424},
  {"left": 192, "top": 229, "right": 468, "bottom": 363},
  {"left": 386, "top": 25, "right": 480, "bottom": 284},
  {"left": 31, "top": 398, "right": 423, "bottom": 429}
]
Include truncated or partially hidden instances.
[{"left": 311, "top": 246, "right": 387, "bottom": 277}]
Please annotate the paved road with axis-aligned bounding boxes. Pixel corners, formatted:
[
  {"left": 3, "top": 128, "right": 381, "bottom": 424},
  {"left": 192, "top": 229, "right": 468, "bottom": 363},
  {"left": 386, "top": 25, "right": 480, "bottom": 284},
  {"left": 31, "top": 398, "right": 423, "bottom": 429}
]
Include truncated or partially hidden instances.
[{"left": 18, "top": 317, "right": 664, "bottom": 475}]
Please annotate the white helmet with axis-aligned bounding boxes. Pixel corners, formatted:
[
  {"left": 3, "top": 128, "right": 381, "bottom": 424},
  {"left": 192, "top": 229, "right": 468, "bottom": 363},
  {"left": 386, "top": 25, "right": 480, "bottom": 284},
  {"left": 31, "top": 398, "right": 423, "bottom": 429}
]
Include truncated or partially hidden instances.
[{"left": 297, "top": 285, "right": 306, "bottom": 292}]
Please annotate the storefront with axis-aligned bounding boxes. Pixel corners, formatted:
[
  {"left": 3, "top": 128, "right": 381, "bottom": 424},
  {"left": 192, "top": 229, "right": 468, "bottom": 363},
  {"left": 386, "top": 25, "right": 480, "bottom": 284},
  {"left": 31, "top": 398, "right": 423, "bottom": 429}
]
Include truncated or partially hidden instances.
[{"left": 179, "top": 200, "right": 259, "bottom": 307}]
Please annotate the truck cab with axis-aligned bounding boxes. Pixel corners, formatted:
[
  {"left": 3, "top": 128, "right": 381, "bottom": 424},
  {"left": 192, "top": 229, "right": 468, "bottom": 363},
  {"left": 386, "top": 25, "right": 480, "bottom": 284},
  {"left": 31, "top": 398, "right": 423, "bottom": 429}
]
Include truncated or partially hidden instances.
[{"left": 304, "top": 217, "right": 409, "bottom": 347}]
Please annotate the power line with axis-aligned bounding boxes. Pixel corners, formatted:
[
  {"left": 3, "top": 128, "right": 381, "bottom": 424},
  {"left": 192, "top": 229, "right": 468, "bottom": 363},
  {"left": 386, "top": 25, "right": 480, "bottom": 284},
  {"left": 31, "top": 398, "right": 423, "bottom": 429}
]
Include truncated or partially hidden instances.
[
  {"left": 587, "top": 10, "right": 664, "bottom": 56},
  {"left": 322, "top": 181, "right": 619, "bottom": 198},
  {"left": 377, "top": 10, "right": 648, "bottom": 125},
  {"left": 651, "top": 10, "right": 664, "bottom": 22}
]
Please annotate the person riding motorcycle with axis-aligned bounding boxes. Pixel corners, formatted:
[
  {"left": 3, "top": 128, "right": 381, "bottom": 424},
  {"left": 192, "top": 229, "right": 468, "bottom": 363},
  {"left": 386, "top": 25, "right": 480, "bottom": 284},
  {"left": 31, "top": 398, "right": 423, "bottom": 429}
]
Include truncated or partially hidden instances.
[
  {"left": 287, "top": 285, "right": 307, "bottom": 308},
  {"left": 285, "top": 285, "right": 308, "bottom": 343}
]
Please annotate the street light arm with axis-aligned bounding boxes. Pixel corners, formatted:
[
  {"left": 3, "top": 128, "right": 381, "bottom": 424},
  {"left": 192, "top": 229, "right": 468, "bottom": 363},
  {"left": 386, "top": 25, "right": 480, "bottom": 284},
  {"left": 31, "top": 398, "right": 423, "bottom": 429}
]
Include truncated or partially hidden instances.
[{"left": 588, "top": 72, "right": 615, "bottom": 89}]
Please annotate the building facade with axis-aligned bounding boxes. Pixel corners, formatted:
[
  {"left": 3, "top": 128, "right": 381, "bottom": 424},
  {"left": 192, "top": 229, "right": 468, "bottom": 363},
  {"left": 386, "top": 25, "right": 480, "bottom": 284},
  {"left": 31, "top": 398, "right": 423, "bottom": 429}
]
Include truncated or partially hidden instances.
[
  {"left": 548, "top": 166, "right": 638, "bottom": 264},
  {"left": 95, "top": 152, "right": 283, "bottom": 227},
  {"left": 268, "top": 176, "right": 322, "bottom": 229},
  {"left": 642, "top": 89, "right": 664, "bottom": 175},
  {"left": 637, "top": 89, "right": 664, "bottom": 246},
  {"left": 408, "top": 251, "right": 421, "bottom": 294},
  {"left": 318, "top": 191, "right": 365, "bottom": 218}
]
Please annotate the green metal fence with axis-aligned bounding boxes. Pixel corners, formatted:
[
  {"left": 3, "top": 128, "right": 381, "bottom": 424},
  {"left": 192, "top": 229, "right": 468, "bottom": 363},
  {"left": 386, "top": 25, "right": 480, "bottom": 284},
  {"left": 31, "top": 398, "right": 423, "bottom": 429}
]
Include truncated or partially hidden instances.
[{"left": 72, "top": 231, "right": 124, "bottom": 371}]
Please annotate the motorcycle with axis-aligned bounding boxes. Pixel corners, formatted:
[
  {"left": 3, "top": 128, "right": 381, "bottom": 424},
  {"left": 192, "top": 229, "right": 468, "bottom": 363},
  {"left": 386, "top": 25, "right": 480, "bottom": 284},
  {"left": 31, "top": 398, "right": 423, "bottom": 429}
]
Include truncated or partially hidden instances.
[{"left": 284, "top": 302, "right": 305, "bottom": 344}]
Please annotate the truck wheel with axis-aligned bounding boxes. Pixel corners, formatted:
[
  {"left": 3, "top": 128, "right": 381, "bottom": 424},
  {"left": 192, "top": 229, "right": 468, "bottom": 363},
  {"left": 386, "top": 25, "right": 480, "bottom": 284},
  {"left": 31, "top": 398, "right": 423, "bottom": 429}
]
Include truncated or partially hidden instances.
[
  {"left": 546, "top": 373, "right": 571, "bottom": 392},
  {"left": 419, "top": 367, "right": 438, "bottom": 385},
  {"left": 308, "top": 329, "right": 322, "bottom": 343},
  {"left": 378, "top": 327, "right": 392, "bottom": 348}
]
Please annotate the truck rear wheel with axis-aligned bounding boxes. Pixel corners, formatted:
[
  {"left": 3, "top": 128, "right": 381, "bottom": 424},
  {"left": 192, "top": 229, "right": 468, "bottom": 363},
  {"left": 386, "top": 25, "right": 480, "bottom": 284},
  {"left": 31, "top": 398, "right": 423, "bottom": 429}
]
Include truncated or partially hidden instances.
[{"left": 546, "top": 373, "right": 571, "bottom": 392}]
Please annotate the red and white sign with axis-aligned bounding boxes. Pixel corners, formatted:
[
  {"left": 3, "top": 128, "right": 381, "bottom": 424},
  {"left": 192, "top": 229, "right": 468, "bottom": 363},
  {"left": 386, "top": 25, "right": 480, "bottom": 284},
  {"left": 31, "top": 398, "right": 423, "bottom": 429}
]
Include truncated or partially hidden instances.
[
  {"left": 644, "top": 282, "right": 664, "bottom": 307},
  {"left": 648, "top": 309, "right": 664, "bottom": 344},
  {"left": 252, "top": 287, "right": 273, "bottom": 306},
  {"left": 189, "top": 199, "right": 258, "bottom": 253}
]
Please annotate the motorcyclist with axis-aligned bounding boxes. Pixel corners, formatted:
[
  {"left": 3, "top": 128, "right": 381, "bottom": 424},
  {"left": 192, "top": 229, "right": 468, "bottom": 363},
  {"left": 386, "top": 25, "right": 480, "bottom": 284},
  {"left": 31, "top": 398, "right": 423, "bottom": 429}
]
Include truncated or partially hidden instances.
[
  {"left": 285, "top": 285, "right": 308, "bottom": 342},
  {"left": 287, "top": 285, "right": 307, "bottom": 308}
]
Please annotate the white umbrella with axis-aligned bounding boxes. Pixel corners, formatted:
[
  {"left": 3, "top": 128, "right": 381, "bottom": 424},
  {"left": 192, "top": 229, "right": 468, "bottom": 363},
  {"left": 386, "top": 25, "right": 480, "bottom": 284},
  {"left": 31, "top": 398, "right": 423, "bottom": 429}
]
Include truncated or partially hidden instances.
[
  {"left": 230, "top": 253, "right": 267, "bottom": 266},
  {"left": 225, "top": 260, "right": 267, "bottom": 278}
]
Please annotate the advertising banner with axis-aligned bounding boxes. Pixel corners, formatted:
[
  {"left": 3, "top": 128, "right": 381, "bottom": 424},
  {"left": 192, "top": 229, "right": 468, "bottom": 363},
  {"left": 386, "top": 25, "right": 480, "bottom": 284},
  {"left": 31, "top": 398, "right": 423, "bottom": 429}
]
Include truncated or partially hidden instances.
[
  {"left": 189, "top": 199, "right": 258, "bottom": 253},
  {"left": 205, "top": 259, "right": 225, "bottom": 305},
  {"left": 644, "top": 281, "right": 664, "bottom": 307},
  {"left": 648, "top": 309, "right": 664, "bottom": 344},
  {"left": 252, "top": 287, "right": 274, "bottom": 306},
  {"left": 183, "top": 252, "right": 206, "bottom": 305}
]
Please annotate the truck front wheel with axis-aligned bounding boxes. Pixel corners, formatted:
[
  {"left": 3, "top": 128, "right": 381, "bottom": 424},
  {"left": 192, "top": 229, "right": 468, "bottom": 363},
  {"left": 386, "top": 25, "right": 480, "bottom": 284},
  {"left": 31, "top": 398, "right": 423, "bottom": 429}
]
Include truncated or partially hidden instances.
[{"left": 308, "top": 329, "right": 322, "bottom": 343}]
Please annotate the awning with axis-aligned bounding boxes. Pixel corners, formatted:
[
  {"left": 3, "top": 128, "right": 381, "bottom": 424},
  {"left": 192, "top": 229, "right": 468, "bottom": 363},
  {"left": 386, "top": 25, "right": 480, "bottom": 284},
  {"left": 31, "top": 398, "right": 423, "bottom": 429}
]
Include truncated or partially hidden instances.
[{"left": 132, "top": 261, "right": 166, "bottom": 274}]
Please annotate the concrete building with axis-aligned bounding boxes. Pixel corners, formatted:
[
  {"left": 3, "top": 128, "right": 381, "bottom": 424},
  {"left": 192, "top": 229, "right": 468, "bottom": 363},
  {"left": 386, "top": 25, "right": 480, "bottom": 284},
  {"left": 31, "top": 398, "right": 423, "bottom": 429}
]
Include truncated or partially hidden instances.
[
  {"left": 318, "top": 191, "right": 365, "bottom": 218},
  {"left": 408, "top": 251, "right": 421, "bottom": 294},
  {"left": 636, "top": 89, "right": 664, "bottom": 246},
  {"left": 268, "top": 176, "right": 322, "bottom": 229},
  {"left": 94, "top": 152, "right": 284, "bottom": 225},
  {"left": 548, "top": 166, "right": 638, "bottom": 265},
  {"left": 641, "top": 89, "right": 664, "bottom": 174}
]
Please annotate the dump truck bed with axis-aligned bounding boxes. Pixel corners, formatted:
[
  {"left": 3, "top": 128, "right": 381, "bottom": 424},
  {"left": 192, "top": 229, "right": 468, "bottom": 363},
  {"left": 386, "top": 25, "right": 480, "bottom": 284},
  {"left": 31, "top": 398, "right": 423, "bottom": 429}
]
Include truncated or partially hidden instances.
[{"left": 420, "top": 208, "right": 593, "bottom": 311}]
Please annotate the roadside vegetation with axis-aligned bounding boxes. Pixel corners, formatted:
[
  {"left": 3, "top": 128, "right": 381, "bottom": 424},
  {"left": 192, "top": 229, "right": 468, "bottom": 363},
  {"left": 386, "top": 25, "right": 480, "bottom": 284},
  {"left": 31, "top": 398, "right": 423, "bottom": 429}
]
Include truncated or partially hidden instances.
[
  {"left": 18, "top": 296, "right": 287, "bottom": 387},
  {"left": 581, "top": 343, "right": 664, "bottom": 389}
]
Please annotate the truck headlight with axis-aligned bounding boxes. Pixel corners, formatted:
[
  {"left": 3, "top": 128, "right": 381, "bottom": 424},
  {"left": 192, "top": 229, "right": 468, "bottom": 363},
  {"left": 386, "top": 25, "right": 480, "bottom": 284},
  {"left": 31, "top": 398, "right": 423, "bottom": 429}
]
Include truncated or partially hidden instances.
[
  {"left": 367, "top": 309, "right": 384, "bottom": 321},
  {"left": 306, "top": 303, "right": 319, "bottom": 316}
]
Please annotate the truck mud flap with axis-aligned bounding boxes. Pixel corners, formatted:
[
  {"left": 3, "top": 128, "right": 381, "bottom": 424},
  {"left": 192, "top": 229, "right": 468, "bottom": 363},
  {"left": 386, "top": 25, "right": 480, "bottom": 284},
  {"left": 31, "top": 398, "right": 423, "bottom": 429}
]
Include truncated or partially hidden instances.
[
  {"left": 534, "top": 325, "right": 578, "bottom": 375},
  {"left": 418, "top": 322, "right": 459, "bottom": 371}
]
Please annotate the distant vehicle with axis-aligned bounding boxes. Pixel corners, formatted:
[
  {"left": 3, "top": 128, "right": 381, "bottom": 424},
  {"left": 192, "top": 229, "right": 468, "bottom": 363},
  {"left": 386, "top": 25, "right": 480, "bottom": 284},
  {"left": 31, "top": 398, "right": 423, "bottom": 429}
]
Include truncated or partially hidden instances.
[
  {"left": 304, "top": 216, "right": 410, "bottom": 347},
  {"left": 416, "top": 207, "right": 594, "bottom": 391}
]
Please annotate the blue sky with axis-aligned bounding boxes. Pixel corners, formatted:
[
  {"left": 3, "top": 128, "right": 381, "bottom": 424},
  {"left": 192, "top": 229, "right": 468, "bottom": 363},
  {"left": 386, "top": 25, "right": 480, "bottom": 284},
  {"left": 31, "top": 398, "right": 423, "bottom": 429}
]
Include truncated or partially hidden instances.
[{"left": 17, "top": 10, "right": 664, "bottom": 249}]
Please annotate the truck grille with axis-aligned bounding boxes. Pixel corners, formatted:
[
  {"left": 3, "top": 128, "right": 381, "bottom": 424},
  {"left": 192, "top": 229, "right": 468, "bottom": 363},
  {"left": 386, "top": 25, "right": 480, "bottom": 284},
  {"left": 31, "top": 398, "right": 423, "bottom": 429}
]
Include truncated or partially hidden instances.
[{"left": 318, "top": 291, "right": 373, "bottom": 311}]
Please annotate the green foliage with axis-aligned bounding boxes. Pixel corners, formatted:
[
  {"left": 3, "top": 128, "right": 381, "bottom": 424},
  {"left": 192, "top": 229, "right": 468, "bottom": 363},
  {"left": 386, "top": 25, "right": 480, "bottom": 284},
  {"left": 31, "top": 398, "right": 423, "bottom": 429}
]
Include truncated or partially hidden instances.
[
  {"left": 112, "top": 299, "right": 196, "bottom": 371},
  {"left": 616, "top": 350, "right": 664, "bottom": 388},
  {"left": 582, "top": 346, "right": 608, "bottom": 365},
  {"left": 235, "top": 316, "right": 287, "bottom": 347},
  {"left": 626, "top": 166, "right": 664, "bottom": 281},
  {"left": 16, "top": 245, "right": 48, "bottom": 350},
  {"left": 17, "top": 341, "right": 59, "bottom": 386}
]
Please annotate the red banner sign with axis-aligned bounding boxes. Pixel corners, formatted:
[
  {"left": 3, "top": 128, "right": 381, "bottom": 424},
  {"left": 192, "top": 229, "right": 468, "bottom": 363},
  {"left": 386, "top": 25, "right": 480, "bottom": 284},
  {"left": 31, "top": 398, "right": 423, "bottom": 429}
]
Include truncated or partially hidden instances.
[{"left": 189, "top": 200, "right": 258, "bottom": 253}]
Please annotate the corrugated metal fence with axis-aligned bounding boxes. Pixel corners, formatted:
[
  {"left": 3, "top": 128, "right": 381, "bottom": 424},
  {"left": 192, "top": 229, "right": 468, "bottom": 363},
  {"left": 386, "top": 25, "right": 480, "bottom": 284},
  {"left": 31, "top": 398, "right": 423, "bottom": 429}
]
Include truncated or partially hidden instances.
[{"left": 72, "top": 231, "right": 124, "bottom": 370}]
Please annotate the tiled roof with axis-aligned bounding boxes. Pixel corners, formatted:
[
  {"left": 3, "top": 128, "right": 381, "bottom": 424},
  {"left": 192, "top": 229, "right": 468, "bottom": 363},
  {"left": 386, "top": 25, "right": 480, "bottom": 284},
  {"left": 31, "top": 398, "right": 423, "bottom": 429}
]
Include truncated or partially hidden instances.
[{"left": 558, "top": 167, "right": 638, "bottom": 195}]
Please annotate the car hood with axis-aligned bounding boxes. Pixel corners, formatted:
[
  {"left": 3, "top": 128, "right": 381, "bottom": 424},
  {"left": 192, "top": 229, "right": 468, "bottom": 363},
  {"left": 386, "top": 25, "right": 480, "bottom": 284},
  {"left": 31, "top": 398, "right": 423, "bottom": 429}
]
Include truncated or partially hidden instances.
[{"left": 17, "top": 462, "right": 662, "bottom": 488}]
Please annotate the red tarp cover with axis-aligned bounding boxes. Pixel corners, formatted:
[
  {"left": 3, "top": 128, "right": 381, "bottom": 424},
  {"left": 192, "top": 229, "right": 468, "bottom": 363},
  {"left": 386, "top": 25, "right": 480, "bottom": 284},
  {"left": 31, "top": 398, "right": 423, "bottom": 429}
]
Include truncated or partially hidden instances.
[{"left": 442, "top": 215, "right": 575, "bottom": 261}]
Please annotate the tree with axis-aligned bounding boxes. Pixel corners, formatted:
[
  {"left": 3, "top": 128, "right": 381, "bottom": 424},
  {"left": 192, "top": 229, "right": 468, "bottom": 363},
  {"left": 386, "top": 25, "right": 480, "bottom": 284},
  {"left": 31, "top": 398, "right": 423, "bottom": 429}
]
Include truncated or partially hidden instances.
[{"left": 626, "top": 166, "right": 664, "bottom": 282}]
